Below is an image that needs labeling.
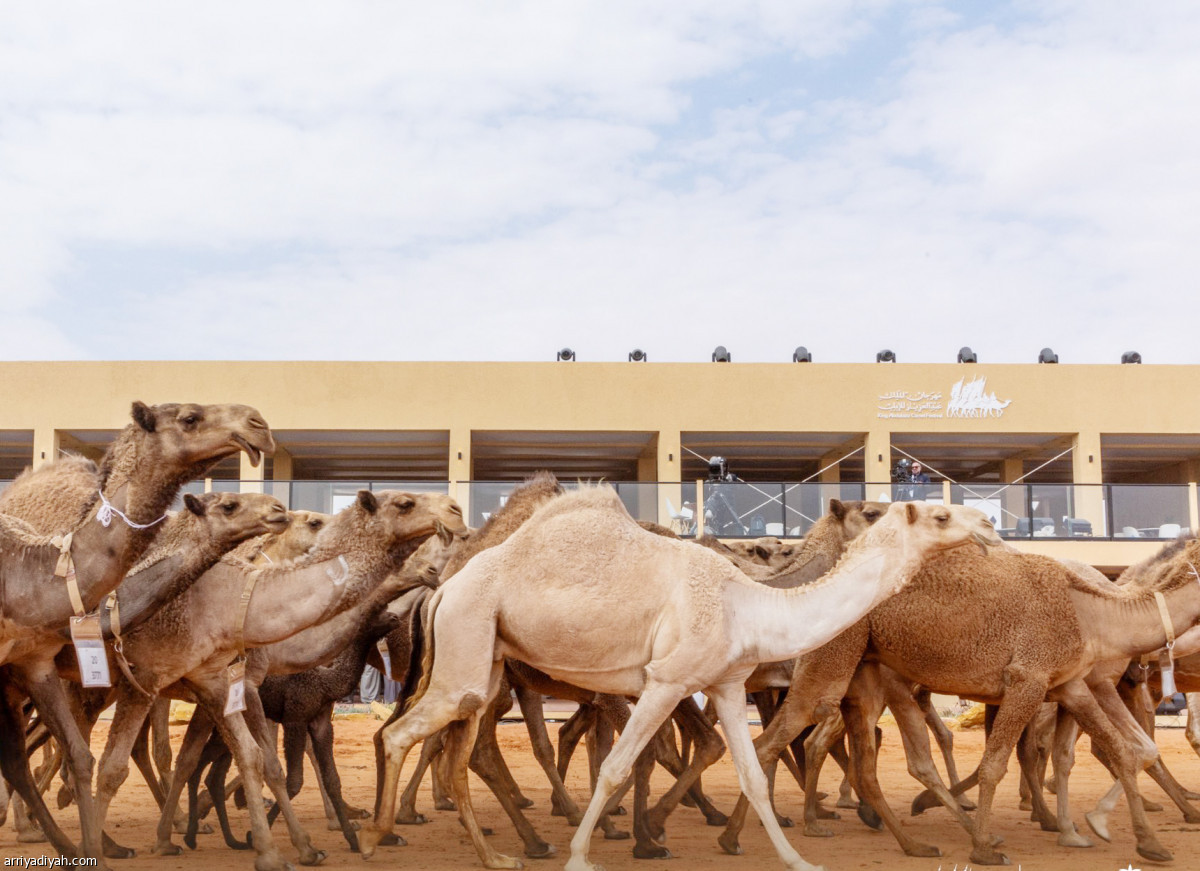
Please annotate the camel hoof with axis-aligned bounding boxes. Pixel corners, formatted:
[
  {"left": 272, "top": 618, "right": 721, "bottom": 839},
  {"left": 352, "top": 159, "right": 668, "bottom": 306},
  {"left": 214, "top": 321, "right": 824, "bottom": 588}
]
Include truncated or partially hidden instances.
[
  {"left": 703, "top": 810, "right": 728, "bottom": 827},
  {"left": 902, "top": 844, "right": 941, "bottom": 858},
  {"left": 717, "top": 832, "right": 742, "bottom": 855},
  {"left": 17, "top": 829, "right": 49, "bottom": 844},
  {"left": 434, "top": 798, "right": 456, "bottom": 811},
  {"left": 803, "top": 822, "right": 835, "bottom": 838},
  {"left": 345, "top": 806, "right": 370, "bottom": 820},
  {"left": 835, "top": 796, "right": 858, "bottom": 810},
  {"left": 1084, "top": 811, "right": 1112, "bottom": 843},
  {"left": 1038, "top": 817, "right": 1060, "bottom": 833},
  {"left": 153, "top": 842, "right": 183, "bottom": 857},
  {"left": 394, "top": 811, "right": 428, "bottom": 825},
  {"left": 857, "top": 803, "right": 883, "bottom": 831},
  {"left": 378, "top": 833, "right": 405, "bottom": 846},
  {"left": 1057, "top": 830, "right": 1093, "bottom": 848},
  {"left": 775, "top": 814, "right": 794, "bottom": 828},
  {"left": 611, "top": 805, "right": 627, "bottom": 816},
  {"left": 814, "top": 805, "right": 840, "bottom": 820},
  {"left": 632, "top": 843, "right": 672, "bottom": 859},
  {"left": 1143, "top": 799, "right": 1164, "bottom": 812},
  {"left": 1137, "top": 843, "right": 1173, "bottom": 863},
  {"left": 602, "top": 827, "right": 630, "bottom": 840},
  {"left": 524, "top": 842, "right": 556, "bottom": 859},
  {"left": 1018, "top": 799, "right": 1032, "bottom": 811},
  {"left": 958, "top": 796, "right": 977, "bottom": 811},
  {"left": 299, "top": 848, "right": 327, "bottom": 866},
  {"left": 516, "top": 796, "right": 535, "bottom": 809},
  {"left": 482, "top": 855, "right": 523, "bottom": 870},
  {"left": 968, "top": 847, "right": 1010, "bottom": 865},
  {"left": 103, "top": 843, "right": 136, "bottom": 859},
  {"left": 910, "top": 792, "right": 939, "bottom": 816},
  {"left": 1182, "top": 810, "right": 1200, "bottom": 824}
]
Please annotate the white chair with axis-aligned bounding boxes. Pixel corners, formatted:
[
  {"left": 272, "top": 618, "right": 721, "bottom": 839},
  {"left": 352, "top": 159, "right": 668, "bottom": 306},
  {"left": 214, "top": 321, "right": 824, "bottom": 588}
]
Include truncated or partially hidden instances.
[
  {"left": 1119, "top": 526, "right": 1141, "bottom": 538},
  {"left": 765, "top": 522, "right": 784, "bottom": 537},
  {"left": 1158, "top": 523, "right": 1182, "bottom": 539},
  {"left": 666, "top": 497, "right": 694, "bottom": 534}
]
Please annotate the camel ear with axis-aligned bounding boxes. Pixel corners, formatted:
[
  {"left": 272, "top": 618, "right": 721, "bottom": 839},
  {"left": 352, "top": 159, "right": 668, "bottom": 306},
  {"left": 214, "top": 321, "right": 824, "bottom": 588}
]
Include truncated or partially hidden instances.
[
  {"left": 357, "top": 490, "right": 378, "bottom": 514},
  {"left": 755, "top": 545, "right": 771, "bottom": 561},
  {"left": 829, "top": 499, "right": 846, "bottom": 521},
  {"left": 131, "top": 401, "right": 157, "bottom": 433},
  {"left": 905, "top": 502, "right": 919, "bottom": 525},
  {"left": 183, "top": 494, "right": 207, "bottom": 517}
]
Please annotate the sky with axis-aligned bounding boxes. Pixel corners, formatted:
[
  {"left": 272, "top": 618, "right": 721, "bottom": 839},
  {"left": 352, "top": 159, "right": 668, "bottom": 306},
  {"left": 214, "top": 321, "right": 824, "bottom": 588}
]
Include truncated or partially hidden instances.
[{"left": 3, "top": 1, "right": 1199, "bottom": 364}]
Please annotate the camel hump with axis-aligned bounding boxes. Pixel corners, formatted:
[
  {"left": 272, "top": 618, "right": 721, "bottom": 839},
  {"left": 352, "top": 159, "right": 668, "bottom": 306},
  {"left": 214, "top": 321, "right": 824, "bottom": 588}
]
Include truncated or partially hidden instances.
[{"left": 523, "top": 484, "right": 630, "bottom": 527}]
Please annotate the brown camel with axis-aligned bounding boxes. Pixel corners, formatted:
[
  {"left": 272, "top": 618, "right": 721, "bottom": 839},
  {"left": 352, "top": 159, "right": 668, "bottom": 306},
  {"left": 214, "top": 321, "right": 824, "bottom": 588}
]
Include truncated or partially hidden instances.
[
  {"left": 359, "top": 487, "right": 997, "bottom": 871},
  {"left": 0, "top": 401, "right": 274, "bottom": 862},
  {"left": 83, "top": 490, "right": 462, "bottom": 871},
  {"left": 721, "top": 540, "right": 1200, "bottom": 866}
]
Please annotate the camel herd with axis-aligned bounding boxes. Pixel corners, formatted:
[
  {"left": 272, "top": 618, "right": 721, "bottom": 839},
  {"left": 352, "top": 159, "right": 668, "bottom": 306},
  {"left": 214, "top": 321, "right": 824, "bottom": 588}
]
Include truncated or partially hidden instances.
[{"left": 2, "top": 401, "right": 1200, "bottom": 871}]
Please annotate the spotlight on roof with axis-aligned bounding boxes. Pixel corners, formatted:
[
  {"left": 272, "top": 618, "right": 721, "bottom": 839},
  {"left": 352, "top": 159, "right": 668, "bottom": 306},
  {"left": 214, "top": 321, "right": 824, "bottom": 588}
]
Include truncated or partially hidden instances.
[
  {"left": 556, "top": 347, "right": 575, "bottom": 362},
  {"left": 792, "top": 346, "right": 812, "bottom": 363},
  {"left": 876, "top": 349, "right": 896, "bottom": 363},
  {"left": 1038, "top": 347, "right": 1058, "bottom": 364},
  {"left": 712, "top": 345, "right": 731, "bottom": 363},
  {"left": 1121, "top": 351, "right": 1142, "bottom": 364},
  {"left": 957, "top": 346, "right": 977, "bottom": 364},
  {"left": 628, "top": 348, "right": 647, "bottom": 362}
]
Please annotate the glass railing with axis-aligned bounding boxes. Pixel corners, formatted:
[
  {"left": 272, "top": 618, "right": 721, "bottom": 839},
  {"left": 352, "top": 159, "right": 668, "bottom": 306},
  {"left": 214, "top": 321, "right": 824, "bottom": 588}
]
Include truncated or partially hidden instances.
[{"left": 161, "top": 479, "right": 1195, "bottom": 542}]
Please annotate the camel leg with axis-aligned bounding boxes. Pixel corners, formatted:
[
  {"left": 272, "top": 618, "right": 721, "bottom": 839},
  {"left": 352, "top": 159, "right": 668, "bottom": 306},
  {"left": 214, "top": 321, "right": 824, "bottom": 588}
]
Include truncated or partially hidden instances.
[
  {"left": 305, "top": 733, "right": 365, "bottom": 826},
  {"left": 91, "top": 688, "right": 157, "bottom": 860},
  {"left": 1046, "top": 705, "right": 1093, "bottom": 846},
  {"left": 183, "top": 735, "right": 232, "bottom": 849},
  {"left": 465, "top": 703, "right": 556, "bottom": 860},
  {"left": 16, "top": 662, "right": 105, "bottom": 863},
  {"left": 514, "top": 683, "right": 585, "bottom": 826},
  {"left": 1053, "top": 678, "right": 1171, "bottom": 863},
  {"left": 392, "top": 728, "right": 444, "bottom": 824},
  {"left": 917, "top": 689, "right": 973, "bottom": 809},
  {"left": 1015, "top": 714, "right": 1057, "bottom": 832},
  {"left": 153, "top": 705, "right": 216, "bottom": 855},
  {"left": 240, "top": 685, "right": 326, "bottom": 866},
  {"left": 201, "top": 746, "right": 246, "bottom": 850},
  {"left": 642, "top": 697, "right": 728, "bottom": 841},
  {"left": 0, "top": 686, "right": 79, "bottom": 858},
  {"left": 554, "top": 704, "right": 595, "bottom": 808},
  {"left": 564, "top": 683, "right": 721, "bottom": 871},
  {"left": 431, "top": 738, "right": 456, "bottom": 811},
  {"left": 708, "top": 684, "right": 823, "bottom": 871},
  {"left": 801, "top": 715, "right": 847, "bottom": 836},
  {"left": 266, "top": 723, "right": 308, "bottom": 830},
  {"left": 150, "top": 697, "right": 174, "bottom": 792},
  {"left": 306, "top": 712, "right": 361, "bottom": 851}
]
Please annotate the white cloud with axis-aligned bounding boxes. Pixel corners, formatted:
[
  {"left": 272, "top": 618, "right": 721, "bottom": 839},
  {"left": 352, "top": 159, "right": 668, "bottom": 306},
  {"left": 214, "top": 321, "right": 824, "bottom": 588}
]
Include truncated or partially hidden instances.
[{"left": 2, "top": 1, "right": 1200, "bottom": 364}]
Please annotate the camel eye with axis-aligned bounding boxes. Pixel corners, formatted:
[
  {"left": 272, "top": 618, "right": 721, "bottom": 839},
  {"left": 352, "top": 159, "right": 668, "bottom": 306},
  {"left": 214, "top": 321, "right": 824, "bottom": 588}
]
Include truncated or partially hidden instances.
[
  {"left": 309, "top": 520, "right": 323, "bottom": 530},
  {"left": 222, "top": 502, "right": 237, "bottom": 514},
  {"left": 396, "top": 498, "right": 415, "bottom": 514}
]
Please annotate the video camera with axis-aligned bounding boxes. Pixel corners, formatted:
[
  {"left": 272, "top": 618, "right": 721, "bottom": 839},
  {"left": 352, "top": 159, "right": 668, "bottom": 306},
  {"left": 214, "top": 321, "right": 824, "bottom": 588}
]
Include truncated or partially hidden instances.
[{"left": 891, "top": 457, "right": 912, "bottom": 483}]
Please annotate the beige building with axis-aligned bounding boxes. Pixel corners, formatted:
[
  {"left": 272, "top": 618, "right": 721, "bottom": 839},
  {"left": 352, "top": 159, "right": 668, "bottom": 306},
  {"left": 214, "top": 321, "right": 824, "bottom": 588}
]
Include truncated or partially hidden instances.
[{"left": 3, "top": 360, "right": 1198, "bottom": 573}]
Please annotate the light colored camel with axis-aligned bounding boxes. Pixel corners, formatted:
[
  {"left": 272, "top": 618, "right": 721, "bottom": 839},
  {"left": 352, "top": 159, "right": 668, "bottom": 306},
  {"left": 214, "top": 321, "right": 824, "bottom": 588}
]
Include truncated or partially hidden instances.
[
  {"left": 0, "top": 401, "right": 274, "bottom": 862},
  {"left": 359, "top": 487, "right": 997, "bottom": 871},
  {"left": 87, "top": 490, "right": 463, "bottom": 871},
  {"left": 727, "top": 541, "right": 1200, "bottom": 866}
]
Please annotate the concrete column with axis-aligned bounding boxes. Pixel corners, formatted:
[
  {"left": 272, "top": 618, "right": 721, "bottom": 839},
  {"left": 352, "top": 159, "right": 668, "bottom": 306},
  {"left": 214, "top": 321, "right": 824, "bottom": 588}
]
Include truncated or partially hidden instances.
[
  {"left": 1072, "top": 431, "right": 1105, "bottom": 536},
  {"left": 449, "top": 429, "right": 471, "bottom": 523},
  {"left": 657, "top": 429, "right": 686, "bottom": 533},
  {"left": 32, "top": 427, "right": 60, "bottom": 470},
  {"left": 240, "top": 451, "right": 265, "bottom": 494},
  {"left": 1000, "top": 457, "right": 1026, "bottom": 530},
  {"left": 272, "top": 445, "right": 293, "bottom": 480},
  {"left": 817, "top": 450, "right": 842, "bottom": 484},
  {"left": 864, "top": 430, "right": 892, "bottom": 502}
]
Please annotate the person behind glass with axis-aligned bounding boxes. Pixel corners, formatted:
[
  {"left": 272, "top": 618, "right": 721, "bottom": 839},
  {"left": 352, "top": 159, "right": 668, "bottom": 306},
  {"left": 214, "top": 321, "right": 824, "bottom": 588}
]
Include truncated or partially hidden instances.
[{"left": 908, "top": 461, "right": 931, "bottom": 500}]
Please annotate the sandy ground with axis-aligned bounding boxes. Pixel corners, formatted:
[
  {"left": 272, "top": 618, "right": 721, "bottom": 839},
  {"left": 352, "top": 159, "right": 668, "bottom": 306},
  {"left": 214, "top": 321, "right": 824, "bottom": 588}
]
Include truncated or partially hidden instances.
[{"left": 4, "top": 715, "right": 1200, "bottom": 871}]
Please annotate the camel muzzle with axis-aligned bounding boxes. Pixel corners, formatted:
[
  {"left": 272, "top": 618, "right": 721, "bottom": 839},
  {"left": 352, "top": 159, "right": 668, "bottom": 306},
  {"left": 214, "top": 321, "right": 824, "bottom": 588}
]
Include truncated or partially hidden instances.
[{"left": 972, "top": 530, "right": 1001, "bottom": 554}]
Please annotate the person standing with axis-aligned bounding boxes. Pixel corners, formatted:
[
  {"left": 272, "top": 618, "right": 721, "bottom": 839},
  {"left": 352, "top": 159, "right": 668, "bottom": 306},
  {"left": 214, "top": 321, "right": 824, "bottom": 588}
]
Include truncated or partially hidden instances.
[{"left": 908, "top": 462, "right": 931, "bottom": 500}]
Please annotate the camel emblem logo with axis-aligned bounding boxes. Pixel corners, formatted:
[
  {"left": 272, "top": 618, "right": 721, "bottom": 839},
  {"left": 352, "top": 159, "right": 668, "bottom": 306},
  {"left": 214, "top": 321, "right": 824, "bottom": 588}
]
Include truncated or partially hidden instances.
[{"left": 946, "top": 375, "right": 1012, "bottom": 419}]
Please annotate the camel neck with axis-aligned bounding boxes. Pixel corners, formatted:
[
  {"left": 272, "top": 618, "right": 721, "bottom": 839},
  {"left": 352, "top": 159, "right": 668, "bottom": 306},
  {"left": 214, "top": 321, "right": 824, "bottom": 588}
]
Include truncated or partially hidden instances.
[
  {"left": 761, "top": 530, "right": 846, "bottom": 589},
  {"left": 1074, "top": 569, "right": 1200, "bottom": 663},
  {"left": 727, "top": 546, "right": 907, "bottom": 665}
]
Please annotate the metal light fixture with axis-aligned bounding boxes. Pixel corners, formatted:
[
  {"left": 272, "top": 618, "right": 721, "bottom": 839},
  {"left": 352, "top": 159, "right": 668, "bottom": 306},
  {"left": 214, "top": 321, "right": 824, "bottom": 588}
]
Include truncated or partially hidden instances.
[
  {"left": 712, "top": 346, "right": 731, "bottom": 363},
  {"left": 1038, "top": 347, "right": 1058, "bottom": 364},
  {"left": 792, "top": 346, "right": 812, "bottom": 363},
  {"left": 876, "top": 349, "right": 896, "bottom": 363},
  {"left": 957, "top": 346, "right": 977, "bottom": 363},
  {"left": 629, "top": 349, "right": 647, "bottom": 362},
  {"left": 1121, "top": 351, "right": 1142, "bottom": 364},
  {"left": 556, "top": 347, "right": 575, "bottom": 361}
]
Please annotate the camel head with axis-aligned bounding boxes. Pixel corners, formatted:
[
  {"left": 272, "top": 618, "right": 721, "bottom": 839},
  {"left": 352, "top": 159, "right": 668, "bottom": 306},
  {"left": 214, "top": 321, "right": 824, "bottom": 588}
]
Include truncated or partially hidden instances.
[
  {"left": 182, "top": 491, "right": 290, "bottom": 548},
  {"left": 883, "top": 501, "right": 1001, "bottom": 561},
  {"left": 348, "top": 490, "right": 467, "bottom": 560},
  {"left": 123, "top": 401, "right": 276, "bottom": 477},
  {"left": 259, "top": 510, "right": 330, "bottom": 563},
  {"left": 828, "top": 499, "right": 888, "bottom": 541}
]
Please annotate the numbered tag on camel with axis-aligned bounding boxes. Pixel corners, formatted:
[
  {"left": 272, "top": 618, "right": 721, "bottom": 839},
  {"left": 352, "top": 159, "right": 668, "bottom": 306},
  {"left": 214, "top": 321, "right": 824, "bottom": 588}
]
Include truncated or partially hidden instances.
[
  {"left": 225, "top": 659, "right": 247, "bottom": 717},
  {"left": 70, "top": 614, "right": 111, "bottom": 688},
  {"left": 1159, "top": 648, "right": 1177, "bottom": 699}
]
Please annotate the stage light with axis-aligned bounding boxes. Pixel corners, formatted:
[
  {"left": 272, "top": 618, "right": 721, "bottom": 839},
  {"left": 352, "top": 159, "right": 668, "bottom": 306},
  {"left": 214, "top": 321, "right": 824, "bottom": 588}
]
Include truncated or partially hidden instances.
[
  {"left": 792, "top": 346, "right": 812, "bottom": 363},
  {"left": 1038, "top": 347, "right": 1058, "bottom": 364},
  {"left": 712, "top": 346, "right": 731, "bottom": 363},
  {"left": 876, "top": 349, "right": 896, "bottom": 363},
  {"left": 957, "top": 346, "right": 977, "bottom": 363},
  {"left": 556, "top": 348, "right": 575, "bottom": 362}
]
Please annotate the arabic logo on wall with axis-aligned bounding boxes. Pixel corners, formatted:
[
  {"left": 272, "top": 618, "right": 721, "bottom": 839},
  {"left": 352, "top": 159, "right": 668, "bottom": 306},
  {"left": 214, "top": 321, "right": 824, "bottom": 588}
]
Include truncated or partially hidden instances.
[{"left": 877, "top": 376, "right": 1012, "bottom": 420}]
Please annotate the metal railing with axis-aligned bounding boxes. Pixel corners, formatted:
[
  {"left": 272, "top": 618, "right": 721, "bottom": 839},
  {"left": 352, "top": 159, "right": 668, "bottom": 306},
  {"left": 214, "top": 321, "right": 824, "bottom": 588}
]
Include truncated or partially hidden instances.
[{"left": 172, "top": 479, "right": 1196, "bottom": 541}]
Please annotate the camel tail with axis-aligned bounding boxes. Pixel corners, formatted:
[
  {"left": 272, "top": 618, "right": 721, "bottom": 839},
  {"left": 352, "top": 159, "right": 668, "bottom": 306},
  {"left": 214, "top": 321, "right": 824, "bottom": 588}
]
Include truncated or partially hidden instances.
[{"left": 400, "top": 588, "right": 441, "bottom": 714}]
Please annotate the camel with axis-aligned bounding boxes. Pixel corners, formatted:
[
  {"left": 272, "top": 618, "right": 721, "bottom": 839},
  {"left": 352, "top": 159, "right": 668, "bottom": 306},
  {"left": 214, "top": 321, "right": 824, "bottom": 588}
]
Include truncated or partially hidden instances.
[
  {"left": 358, "top": 487, "right": 997, "bottom": 871},
  {"left": 0, "top": 401, "right": 275, "bottom": 862},
  {"left": 721, "top": 539, "right": 1200, "bottom": 866},
  {"left": 6, "top": 491, "right": 291, "bottom": 845},
  {"left": 85, "top": 490, "right": 463, "bottom": 871}
]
